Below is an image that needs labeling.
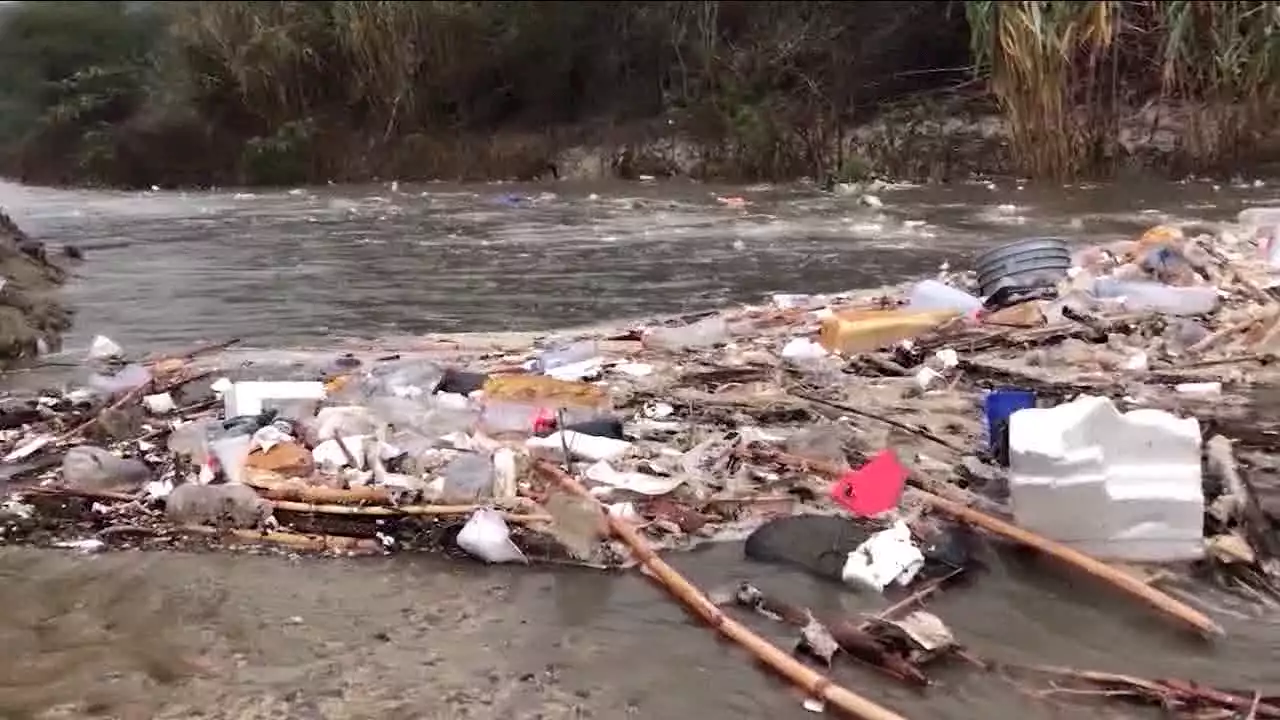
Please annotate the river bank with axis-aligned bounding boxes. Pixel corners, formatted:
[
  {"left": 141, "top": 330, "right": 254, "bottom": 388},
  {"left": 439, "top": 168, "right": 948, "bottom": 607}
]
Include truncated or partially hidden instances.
[
  {"left": 0, "top": 211, "right": 72, "bottom": 363},
  {"left": 16, "top": 96, "right": 1280, "bottom": 190}
]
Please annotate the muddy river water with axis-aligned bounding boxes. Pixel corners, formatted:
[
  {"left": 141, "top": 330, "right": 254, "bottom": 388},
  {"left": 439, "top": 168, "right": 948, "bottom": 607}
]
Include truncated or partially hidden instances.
[{"left": 1, "top": 178, "right": 1279, "bottom": 719}]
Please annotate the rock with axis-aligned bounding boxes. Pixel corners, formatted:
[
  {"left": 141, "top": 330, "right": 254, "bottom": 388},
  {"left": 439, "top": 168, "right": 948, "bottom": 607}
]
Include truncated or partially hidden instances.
[
  {"left": 1207, "top": 533, "right": 1255, "bottom": 565},
  {"left": 0, "top": 398, "right": 41, "bottom": 430},
  {"left": 0, "top": 210, "right": 71, "bottom": 363},
  {"left": 165, "top": 483, "right": 271, "bottom": 529},
  {"left": 245, "top": 442, "right": 314, "bottom": 477}
]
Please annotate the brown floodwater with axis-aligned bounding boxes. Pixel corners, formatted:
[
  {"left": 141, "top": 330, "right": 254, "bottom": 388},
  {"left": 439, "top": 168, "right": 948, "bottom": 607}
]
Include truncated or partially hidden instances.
[{"left": 1, "top": 177, "right": 1279, "bottom": 719}]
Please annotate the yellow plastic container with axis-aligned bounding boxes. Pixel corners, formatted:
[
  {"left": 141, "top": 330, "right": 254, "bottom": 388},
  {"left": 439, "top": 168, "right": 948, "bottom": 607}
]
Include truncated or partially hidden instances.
[
  {"left": 818, "top": 309, "right": 959, "bottom": 355},
  {"left": 481, "top": 375, "right": 607, "bottom": 408}
]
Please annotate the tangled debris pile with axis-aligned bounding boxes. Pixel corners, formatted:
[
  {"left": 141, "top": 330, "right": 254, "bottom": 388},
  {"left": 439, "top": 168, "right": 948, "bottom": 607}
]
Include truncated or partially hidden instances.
[{"left": 5, "top": 210, "right": 1280, "bottom": 718}]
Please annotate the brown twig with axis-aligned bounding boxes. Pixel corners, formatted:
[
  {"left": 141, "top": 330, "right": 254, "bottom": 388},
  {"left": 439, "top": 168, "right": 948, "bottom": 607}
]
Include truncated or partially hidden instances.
[
  {"left": 270, "top": 499, "right": 552, "bottom": 523},
  {"left": 1013, "top": 665, "right": 1280, "bottom": 719},
  {"left": 19, "top": 486, "right": 139, "bottom": 503},
  {"left": 147, "top": 338, "right": 242, "bottom": 364},
  {"left": 862, "top": 568, "right": 963, "bottom": 628},
  {"left": 51, "top": 383, "right": 149, "bottom": 445},
  {"left": 788, "top": 390, "right": 963, "bottom": 453},
  {"left": 176, "top": 525, "right": 382, "bottom": 554}
]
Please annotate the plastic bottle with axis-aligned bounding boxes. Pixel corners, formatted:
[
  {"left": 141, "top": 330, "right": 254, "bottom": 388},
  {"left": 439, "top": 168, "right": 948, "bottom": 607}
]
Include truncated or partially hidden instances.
[
  {"left": 532, "top": 340, "right": 599, "bottom": 373},
  {"left": 907, "top": 279, "right": 983, "bottom": 315},
  {"left": 644, "top": 316, "right": 730, "bottom": 350},
  {"left": 1092, "top": 278, "right": 1219, "bottom": 316}
]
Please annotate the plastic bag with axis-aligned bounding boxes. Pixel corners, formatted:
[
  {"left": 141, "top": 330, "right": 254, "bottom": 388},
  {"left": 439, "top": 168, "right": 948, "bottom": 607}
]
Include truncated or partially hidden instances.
[
  {"left": 61, "top": 445, "right": 151, "bottom": 492},
  {"left": 368, "top": 361, "right": 445, "bottom": 400},
  {"left": 87, "top": 335, "right": 123, "bottom": 361},
  {"left": 456, "top": 508, "right": 528, "bottom": 564},
  {"left": 210, "top": 434, "right": 253, "bottom": 485},
  {"left": 442, "top": 453, "right": 494, "bottom": 500},
  {"left": 88, "top": 363, "right": 152, "bottom": 397}
]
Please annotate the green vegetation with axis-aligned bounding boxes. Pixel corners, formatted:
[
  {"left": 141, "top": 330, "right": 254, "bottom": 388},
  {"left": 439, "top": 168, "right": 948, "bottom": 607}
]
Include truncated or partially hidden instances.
[{"left": 0, "top": 1, "right": 1276, "bottom": 187}]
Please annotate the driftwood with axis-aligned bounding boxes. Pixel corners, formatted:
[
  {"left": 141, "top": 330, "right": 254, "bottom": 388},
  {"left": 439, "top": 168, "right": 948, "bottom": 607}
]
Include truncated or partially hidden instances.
[
  {"left": 1008, "top": 664, "right": 1280, "bottom": 719},
  {"left": 732, "top": 583, "right": 931, "bottom": 686},
  {"left": 243, "top": 469, "right": 394, "bottom": 505},
  {"left": 1206, "top": 434, "right": 1280, "bottom": 563},
  {"left": 789, "top": 390, "right": 964, "bottom": 453},
  {"left": 729, "top": 569, "right": 967, "bottom": 687}
]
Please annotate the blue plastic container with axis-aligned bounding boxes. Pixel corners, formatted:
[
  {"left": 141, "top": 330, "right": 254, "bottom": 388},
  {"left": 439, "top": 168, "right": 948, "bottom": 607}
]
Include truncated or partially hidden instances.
[{"left": 983, "top": 389, "right": 1037, "bottom": 454}]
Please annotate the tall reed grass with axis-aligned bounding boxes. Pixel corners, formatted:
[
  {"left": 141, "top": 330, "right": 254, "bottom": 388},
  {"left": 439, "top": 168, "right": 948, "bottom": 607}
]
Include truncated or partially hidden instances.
[{"left": 966, "top": 0, "right": 1280, "bottom": 179}]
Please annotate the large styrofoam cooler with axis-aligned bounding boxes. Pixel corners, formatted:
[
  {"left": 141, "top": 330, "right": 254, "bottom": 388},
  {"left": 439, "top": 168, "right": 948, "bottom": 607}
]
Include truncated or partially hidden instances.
[{"left": 1008, "top": 395, "right": 1204, "bottom": 562}]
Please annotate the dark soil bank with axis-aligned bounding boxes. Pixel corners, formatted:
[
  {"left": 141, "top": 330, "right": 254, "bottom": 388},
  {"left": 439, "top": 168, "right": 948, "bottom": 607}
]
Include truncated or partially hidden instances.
[{"left": 0, "top": 211, "right": 71, "bottom": 362}]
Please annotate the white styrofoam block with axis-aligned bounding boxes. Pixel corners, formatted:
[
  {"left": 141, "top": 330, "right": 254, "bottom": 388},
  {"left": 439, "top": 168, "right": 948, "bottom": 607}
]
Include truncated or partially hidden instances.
[
  {"left": 224, "top": 381, "right": 326, "bottom": 419},
  {"left": 1009, "top": 395, "right": 1204, "bottom": 562}
]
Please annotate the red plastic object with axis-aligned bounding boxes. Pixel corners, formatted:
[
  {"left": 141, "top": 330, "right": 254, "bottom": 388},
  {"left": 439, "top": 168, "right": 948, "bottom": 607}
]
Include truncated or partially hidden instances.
[
  {"left": 532, "top": 408, "right": 558, "bottom": 435},
  {"left": 830, "top": 450, "right": 909, "bottom": 517}
]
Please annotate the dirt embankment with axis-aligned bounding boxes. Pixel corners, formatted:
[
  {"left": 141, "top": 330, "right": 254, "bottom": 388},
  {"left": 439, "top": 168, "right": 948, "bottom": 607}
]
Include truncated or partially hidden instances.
[{"left": 0, "top": 211, "right": 72, "bottom": 362}]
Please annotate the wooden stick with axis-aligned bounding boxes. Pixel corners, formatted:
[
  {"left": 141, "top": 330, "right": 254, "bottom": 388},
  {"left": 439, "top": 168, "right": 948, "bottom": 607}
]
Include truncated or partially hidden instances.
[
  {"left": 1188, "top": 317, "right": 1258, "bottom": 356},
  {"left": 269, "top": 499, "right": 552, "bottom": 523},
  {"left": 733, "top": 583, "right": 930, "bottom": 686},
  {"left": 51, "top": 383, "right": 149, "bottom": 445},
  {"left": 861, "top": 568, "right": 963, "bottom": 629},
  {"left": 789, "top": 390, "right": 963, "bottom": 453},
  {"left": 146, "top": 338, "right": 241, "bottom": 364},
  {"left": 744, "top": 447, "right": 1223, "bottom": 638},
  {"left": 19, "top": 486, "right": 138, "bottom": 502},
  {"left": 177, "top": 525, "right": 381, "bottom": 553},
  {"left": 243, "top": 472, "right": 394, "bottom": 505},
  {"left": 534, "top": 460, "right": 909, "bottom": 720}
]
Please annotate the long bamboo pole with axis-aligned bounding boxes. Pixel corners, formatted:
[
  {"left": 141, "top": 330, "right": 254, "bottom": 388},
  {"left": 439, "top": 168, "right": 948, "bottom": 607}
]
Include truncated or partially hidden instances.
[{"left": 533, "top": 460, "right": 908, "bottom": 720}]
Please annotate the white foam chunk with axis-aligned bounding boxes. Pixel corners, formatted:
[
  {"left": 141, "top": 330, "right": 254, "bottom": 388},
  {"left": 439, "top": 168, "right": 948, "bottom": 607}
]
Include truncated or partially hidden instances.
[{"left": 1009, "top": 395, "right": 1204, "bottom": 562}]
